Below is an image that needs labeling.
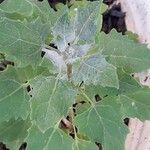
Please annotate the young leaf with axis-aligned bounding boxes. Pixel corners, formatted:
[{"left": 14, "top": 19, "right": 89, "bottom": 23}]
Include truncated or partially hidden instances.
[
  {"left": 64, "top": 44, "right": 91, "bottom": 64},
  {"left": 43, "top": 48, "right": 67, "bottom": 73},
  {"left": 52, "top": 11, "right": 75, "bottom": 52},
  {"left": 50, "top": 1, "right": 101, "bottom": 53},
  {"left": 75, "top": 1, "right": 101, "bottom": 43},
  {"left": 72, "top": 55, "right": 119, "bottom": 88},
  {"left": 0, "top": 67, "right": 30, "bottom": 123},
  {"left": 0, "top": 18, "right": 42, "bottom": 67},
  {"left": 30, "top": 76, "right": 77, "bottom": 132},
  {"left": 39, "top": 55, "right": 58, "bottom": 74}
]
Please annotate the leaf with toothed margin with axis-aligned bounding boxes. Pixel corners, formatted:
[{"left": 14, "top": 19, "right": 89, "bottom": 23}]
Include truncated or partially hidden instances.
[
  {"left": 1, "top": 0, "right": 150, "bottom": 149},
  {"left": 0, "top": 18, "right": 42, "bottom": 67},
  {"left": 83, "top": 70, "right": 141, "bottom": 102},
  {"left": 119, "top": 88, "right": 150, "bottom": 120},
  {"left": 0, "top": 65, "right": 49, "bottom": 124},
  {"left": 72, "top": 55, "right": 119, "bottom": 88},
  {"left": 51, "top": 1, "right": 102, "bottom": 52},
  {"left": 75, "top": 1, "right": 101, "bottom": 43},
  {"left": 117, "top": 69, "right": 141, "bottom": 94},
  {"left": 52, "top": 11, "right": 75, "bottom": 52},
  {"left": 0, "top": 0, "right": 33, "bottom": 17},
  {"left": 0, "top": 118, "right": 31, "bottom": 150},
  {"left": 30, "top": 76, "right": 77, "bottom": 132},
  {"left": 30, "top": 0, "right": 65, "bottom": 24},
  {"left": 75, "top": 100, "right": 128, "bottom": 150},
  {"left": 26, "top": 125, "right": 98, "bottom": 150},
  {"left": 100, "top": 31, "right": 150, "bottom": 73},
  {"left": 0, "top": 67, "right": 30, "bottom": 123}
]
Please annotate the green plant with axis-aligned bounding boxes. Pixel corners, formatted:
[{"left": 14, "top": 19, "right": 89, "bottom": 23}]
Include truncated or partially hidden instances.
[{"left": 0, "top": 0, "right": 150, "bottom": 149}]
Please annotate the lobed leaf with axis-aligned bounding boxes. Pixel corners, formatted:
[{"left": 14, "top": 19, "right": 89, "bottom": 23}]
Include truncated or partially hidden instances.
[
  {"left": 26, "top": 125, "right": 97, "bottom": 150},
  {"left": 75, "top": 1, "right": 101, "bottom": 43},
  {"left": 119, "top": 88, "right": 150, "bottom": 120},
  {"left": 75, "top": 101, "right": 128, "bottom": 150},
  {"left": 0, "top": 18, "right": 42, "bottom": 67},
  {"left": 52, "top": 11, "right": 75, "bottom": 52},
  {"left": 100, "top": 31, "right": 150, "bottom": 73},
  {"left": 30, "top": 76, "right": 77, "bottom": 132},
  {"left": 117, "top": 70, "right": 141, "bottom": 94},
  {"left": 0, "top": 118, "right": 31, "bottom": 150},
  {"left": 30, "top": 0, "right": 68, "bottom": 28},
  {"left": 0, "top": 67, "right": 30, "bottom": 123},
  {"left": 72, "top": 55, "right": 119, "bottom": 88},
  {"left": 0, "top": 0, "right": 33, "bottom": 17}
]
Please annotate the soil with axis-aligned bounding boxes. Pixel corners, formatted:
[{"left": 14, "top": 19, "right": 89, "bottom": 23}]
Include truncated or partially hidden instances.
[
  {"left": 101, "top": 2, "right": 126, "bottom": 34},
  {"left": 0, "top": 0, "right": 5, "bottom": 4},
  {"left": 124, "top": 118, "right": 129, "bottom": 126},
  {"left": 19, "top": 143, "right": 27, "bottom": 150},
  {"left": 0, "top": 142, "right": 9, "bottom": 150}
]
